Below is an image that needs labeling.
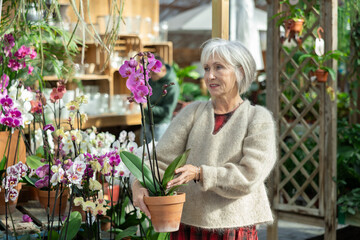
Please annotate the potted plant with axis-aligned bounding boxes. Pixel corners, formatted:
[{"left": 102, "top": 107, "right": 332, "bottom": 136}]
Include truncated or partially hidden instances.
[
  {"left": 272, "top": 0, "right": 306, "bottom": 43},
  {"left": 299, "top": 28, "right": 345, "bottom": 82},
  {"left": 118, "top": 52, "right": 190, "bottom": 232}
]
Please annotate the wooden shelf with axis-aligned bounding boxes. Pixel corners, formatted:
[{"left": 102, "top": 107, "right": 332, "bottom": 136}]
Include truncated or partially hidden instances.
[
  {"left": 43, "top": 74, "right": 111, "bottom": 81},
  {"left": 81, "top": 113, "right": 141, "bottom": 129}
]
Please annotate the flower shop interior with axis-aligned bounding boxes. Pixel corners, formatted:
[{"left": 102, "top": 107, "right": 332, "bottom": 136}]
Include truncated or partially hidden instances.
[{"left": 1, "top": 0, "right": 360, "bottom": 239}]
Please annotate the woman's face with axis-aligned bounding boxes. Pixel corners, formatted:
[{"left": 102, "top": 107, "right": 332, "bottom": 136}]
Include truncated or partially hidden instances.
[{"left": 203, "top": 55, "right": 239, "bottom": 99}]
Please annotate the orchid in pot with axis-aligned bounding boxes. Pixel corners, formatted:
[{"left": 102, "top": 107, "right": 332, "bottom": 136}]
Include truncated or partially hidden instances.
[
  {"left": 118, "top": 52, "right": 191, "bottom": 233},
  {"left": 26, "top": 85, "right": 141, "bottom": 239},
  {"left": 0, "top": 32, "right": 37, "bottom": 238},
  {"left": 299, "top": 27, "right": 345, "bottom": 83}
]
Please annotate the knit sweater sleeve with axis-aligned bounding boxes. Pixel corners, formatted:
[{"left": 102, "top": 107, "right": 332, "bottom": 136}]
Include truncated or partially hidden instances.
[
  {"left": 154, "top": 101, "right": 203, "bottom": 172},
  {"left": 201, "top": 106, "right": 277, "bottom": 199}
]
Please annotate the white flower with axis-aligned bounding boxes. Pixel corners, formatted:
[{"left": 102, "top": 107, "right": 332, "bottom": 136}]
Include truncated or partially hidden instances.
[
  {"left": 315, "top": 38, "right": 325, "bottom": 56},
  {"left": 89, "top": 178, "right": 102, "bottom": 191},
  {"left": 289, "top": 0, "right": 299, "bottom": 5},
  {"left": 119, "top": 130, "right": 127, "bottom": 142},
  {"left": 128, "top": 131, "right": 136, "bottom": 142}
]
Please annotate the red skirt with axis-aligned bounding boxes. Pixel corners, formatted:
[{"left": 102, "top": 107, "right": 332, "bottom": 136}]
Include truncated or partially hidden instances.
[{"left": 170, "top": 224, "right": 258, "bottom": 240}]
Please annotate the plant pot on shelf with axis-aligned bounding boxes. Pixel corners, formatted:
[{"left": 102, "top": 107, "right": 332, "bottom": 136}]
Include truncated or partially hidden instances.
[
  {"left": 0, "top": 184, "right": 22, "bottom": 215},
  {"left": 315, "top": 69, "right": 329, "bottom": 82},
  {"left": 144, "top": 192, "right": 186, "bottom": 233},
  {"left": 36, "top": 188, "right": 69, "bottom": 216},
  {"left": 18, "top": 183, "right": 39, "bottom": 203},
  {"left": 0, "top": 130, "right": 26, "bottom": 166}
]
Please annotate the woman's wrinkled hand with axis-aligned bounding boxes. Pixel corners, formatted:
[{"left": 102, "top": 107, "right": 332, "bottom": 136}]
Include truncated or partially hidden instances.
[
  {"left": 132, "top": 180, "right": 151, "bottom": 219},
  {"left": 166, "top": 164, "right": 199, "bottom": 189}
]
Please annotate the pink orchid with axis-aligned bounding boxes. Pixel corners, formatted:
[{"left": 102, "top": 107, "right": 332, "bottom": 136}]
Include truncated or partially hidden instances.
[
  {"left": 22, "top": 214, "right": 33, "bottom": 223},
  {"left": 8, "top": 59, "right": 21, "bottom": 71},
  {"left": 14, "top": 45, "right": 31, "bottom": 60},
  {"left": 147, "top": 59, "right": 162, "bottom": 73},
  {"left": 119, "top": 61, "right": 134, "bottom": 78},
  {"left": 34, "top": 176, "right": 50, "bottom": 189},
  {"left": 50, "top": 87, "right": 65, "bottom": 103},
  {"left": 28, "top": 65, "right": 34, "bottom": 75},
  {"left": 29, "top": 49, "right": 37, "bottom": 59},
  {"left": 133, "top": 85, "right": 150, "bottom": 103},
  {"left": 30, "top": 99, "right": 43, "bottom": 113},
  {"left": 0, "top": 74, "right": 9, "bottom": 90},
  {"left": 8, "top": 188, "right": 19, "bottom": 202}
]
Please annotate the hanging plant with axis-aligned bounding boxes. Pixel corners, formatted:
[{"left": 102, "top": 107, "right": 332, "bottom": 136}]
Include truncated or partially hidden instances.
[
  {"left": 299, "top": 27, "right": 345, "bottom": 83},
  {"left": 272, "top": 0, "right": 306, "bottom": 44}
]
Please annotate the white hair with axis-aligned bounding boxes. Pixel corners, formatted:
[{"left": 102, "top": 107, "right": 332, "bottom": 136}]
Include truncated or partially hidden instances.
[{"left": 200, "top": 38, "right": 256, "bottom": 95}]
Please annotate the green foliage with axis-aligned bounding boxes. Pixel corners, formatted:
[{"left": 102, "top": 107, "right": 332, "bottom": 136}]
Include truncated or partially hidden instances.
[
  {"left": 172, "top": 63, "right": 209, "bottom": 102},
  {"left": 272, "top": 0, "right": 307, "bottom": 26},
  {"left": 299, "top": 50, "right": 345, "bottom": 80},
  {"left": 336, "top": 118, "right": 360, "bottom": 215},
  {"left": 120, "top": 149, "right": 190, "bottom": 196},
  {"left": 26, "top": 155, "right": 46, "bottom": 170},
  {"left": 59, "top": 211, "right": 82, "bottom": 240}
]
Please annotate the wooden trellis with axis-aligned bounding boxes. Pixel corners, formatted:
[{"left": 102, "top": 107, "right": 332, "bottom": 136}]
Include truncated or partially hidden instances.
[{"left": 266, "top": 0, "right": 338, "bottom": 239}]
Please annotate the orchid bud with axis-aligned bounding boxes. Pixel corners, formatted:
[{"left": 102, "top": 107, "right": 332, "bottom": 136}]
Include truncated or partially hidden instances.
[
  {"left": 138, "top": 52, "right": 144, "bottom": 57},
  {"left": 147, "top": 52, "right": 154, "bottom": 59},
  {"left": 162, "top": 84, "right": 168, "bottom": 89},
  {"left": 129, "top": 58, "right": 138, "bottom": 68},
  {"left": 162, "top": 89, "right": 167, "bottom": 96}
]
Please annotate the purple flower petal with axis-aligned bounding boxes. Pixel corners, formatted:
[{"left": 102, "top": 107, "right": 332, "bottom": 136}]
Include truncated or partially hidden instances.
[{"left": 22, "top": 214, "right": 33, "bottom": 222}]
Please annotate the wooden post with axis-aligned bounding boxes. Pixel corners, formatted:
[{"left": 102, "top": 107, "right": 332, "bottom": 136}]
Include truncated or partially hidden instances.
[
  {"left": 321, "top": 0, "right": 338, "bottom": 239},
  {"left": 212, "top": 0, "right": 229, "bottom": 39},
  {"left": 266, "top": 0, "right": 280, "bottom": 239}
]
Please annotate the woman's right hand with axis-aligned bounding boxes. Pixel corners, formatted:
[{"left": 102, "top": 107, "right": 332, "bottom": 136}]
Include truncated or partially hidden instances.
[{"left": 132, "top": 180, "right": 151, "bottom": 219}]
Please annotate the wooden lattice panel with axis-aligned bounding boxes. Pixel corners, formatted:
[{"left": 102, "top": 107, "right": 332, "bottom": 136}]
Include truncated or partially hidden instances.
[{"left": 275, "top": 0, "right": 325, "bottom": 217}]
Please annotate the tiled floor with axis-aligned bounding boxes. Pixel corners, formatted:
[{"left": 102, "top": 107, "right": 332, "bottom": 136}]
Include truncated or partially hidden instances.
[{"left": 257, "top": 220, "right": 326, "bottom": 240}]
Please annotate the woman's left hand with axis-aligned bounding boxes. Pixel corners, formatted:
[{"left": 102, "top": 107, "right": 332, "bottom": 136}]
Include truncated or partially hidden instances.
[{"left": 166, "top": 164, "right": 199, "bottom": 189}]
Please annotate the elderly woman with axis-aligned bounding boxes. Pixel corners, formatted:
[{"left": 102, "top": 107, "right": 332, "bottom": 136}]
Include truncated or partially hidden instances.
[{"left": 132, "top": 38, "right": 277, "bottom": 240}]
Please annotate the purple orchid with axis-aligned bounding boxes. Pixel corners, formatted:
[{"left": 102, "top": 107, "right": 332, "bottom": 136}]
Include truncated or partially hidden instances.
[
  {"left": 43, "top": 124, "right": 55, "bottom": 132},
  {"left": 22, "top": 214, "right": 33, "bottom": 223},
  {"left": 36, "top": 164, "right": 50, "bottom": 178},
  {"left": 109, "top": 155, "right": 121, "bottom": 167},
  {"left": 0, "top": 95, "right": 14, "bottom": 108},
  {"left": 35, "top": 176, "right": 50, "bottom": 189},
  {"left": 133, "top": 85, "right": 151, "bottom": 103}
]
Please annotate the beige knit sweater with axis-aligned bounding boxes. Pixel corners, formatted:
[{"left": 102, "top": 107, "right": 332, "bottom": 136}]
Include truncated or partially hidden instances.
[{"left": 155, "top": 100, "right": 277, "bottom": 229}]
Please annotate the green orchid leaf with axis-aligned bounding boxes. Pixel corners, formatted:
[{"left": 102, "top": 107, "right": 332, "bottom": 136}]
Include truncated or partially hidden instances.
[
  {"left": 26, "top": 155, "right": 46, "bottom": 170},
  {"left": 162, "top": 149, "right": 191, "bottom": 189},
  {"left": 166, "top": 184, "right": 187, "bottom": 196},
  {"left": 120, "top": 151, "right": 159, "bottom": 195},
  {"left": 115, "top": 226, "right": 138, "bottom": 240},
  {"left": 23, "top": 176, "right": 36, "bottom": 186},
  {"left": 324, "top": 67, "right": 336, "bottom": 80},
  {"left": 60, "top": 211, "right": 82, "bottom": 240},
  {"left": 0, "top": 155, "right": 7, "bottom": 171}
]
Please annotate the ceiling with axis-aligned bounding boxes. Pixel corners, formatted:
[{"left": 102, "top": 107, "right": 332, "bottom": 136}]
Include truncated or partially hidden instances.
[{"left": 160, "top": 0, "right": 267, "bottom": 21}]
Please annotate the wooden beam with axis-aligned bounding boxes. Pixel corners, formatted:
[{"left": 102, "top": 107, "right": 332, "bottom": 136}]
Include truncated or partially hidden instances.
[
  {"left": 266, "top": 0, "right": 280, "bottom": 239},
  {"left": 212, "top": 0, "right": 229, "bottom": 39},
  {"left": 321, "top": 0, "right": 338, "bottom": 239}
]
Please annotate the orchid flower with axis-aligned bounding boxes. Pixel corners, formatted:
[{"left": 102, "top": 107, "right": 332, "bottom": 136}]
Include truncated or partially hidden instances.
[{"left": 315, "top": 38, "right": 325, "bottom": 56}]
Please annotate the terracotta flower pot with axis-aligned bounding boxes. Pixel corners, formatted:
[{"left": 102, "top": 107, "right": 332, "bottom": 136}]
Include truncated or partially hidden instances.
[
  {"left": 0, "top": 184, "right": 22, "bottom": 215},
  {"left": 0, "top": 130, "right": 26, "bottom": 166},
  {"left": 144, "top": 193, "right": 186, "bottom": 232},
  {"left": 18, "top": 184, "right": 39, "bottom": 203},
  {"left": 315, "top": 69, "right": 329, "bottom": 82},
  {"left": 284, "top": 18, "right": 304, "bottom": 37},
  {"left": 36, "top": 188, "right": 69, "bottom": 216}
]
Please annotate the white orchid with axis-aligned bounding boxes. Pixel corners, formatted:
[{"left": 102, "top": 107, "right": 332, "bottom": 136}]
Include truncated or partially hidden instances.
[
  {"left": 289, "top": 0, "right": 299, "bottom": 5},
  {"left": 315, "top": 38, "right": 325, "bottom": 56}
]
